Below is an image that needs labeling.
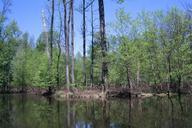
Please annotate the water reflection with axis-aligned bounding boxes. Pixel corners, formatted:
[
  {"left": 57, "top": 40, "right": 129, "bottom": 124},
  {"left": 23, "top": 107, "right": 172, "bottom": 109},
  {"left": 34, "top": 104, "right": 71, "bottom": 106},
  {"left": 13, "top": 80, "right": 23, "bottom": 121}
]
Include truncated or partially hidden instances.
[{"left": 0, "top": 95, "right": 192, "bottom": 128}]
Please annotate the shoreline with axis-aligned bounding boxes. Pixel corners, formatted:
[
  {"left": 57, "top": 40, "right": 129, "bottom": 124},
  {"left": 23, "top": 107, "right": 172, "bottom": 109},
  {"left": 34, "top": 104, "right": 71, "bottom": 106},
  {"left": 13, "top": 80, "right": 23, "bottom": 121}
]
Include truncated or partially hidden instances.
[{"left": 0, "top": 86, "right": 188, "bottom": 100}]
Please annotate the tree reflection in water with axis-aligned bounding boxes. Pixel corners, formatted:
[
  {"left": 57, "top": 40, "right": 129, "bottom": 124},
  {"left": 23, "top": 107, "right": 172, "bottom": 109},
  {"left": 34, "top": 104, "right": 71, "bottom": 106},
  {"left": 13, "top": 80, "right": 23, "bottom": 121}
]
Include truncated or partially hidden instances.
[{"left": 0, "top": 95, "right": 191, "bottom": 128}]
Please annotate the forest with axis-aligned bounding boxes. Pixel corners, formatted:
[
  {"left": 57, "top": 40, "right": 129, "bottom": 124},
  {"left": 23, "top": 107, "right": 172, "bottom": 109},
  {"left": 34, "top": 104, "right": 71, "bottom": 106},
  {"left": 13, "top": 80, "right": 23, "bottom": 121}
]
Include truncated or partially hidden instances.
[{"left": 0, "top": 0, "right": 192, "bottom": 98}]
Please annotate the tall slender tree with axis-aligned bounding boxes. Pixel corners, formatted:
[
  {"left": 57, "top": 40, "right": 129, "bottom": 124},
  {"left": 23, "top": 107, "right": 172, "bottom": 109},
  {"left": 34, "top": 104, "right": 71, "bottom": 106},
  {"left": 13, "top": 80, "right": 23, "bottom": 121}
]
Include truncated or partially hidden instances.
[
  {"left": 98, "top": 0, "right": 108, "bottom": 92},
  {"left": 41, "top": 9, "right": 49, "bottom": 62},
  {"left": 50, "top": 0, "right": 54, "bottom": 64},
  {"left": 63, "top": 0, "right": 70, "bottom": 87},
  {"left": 83, "top": 0, "right": 87, "bottom": 86},
  {"left": 56, "top": 0, "right": 63, "bottom": 87},
  {"left": 90, "top": 1, "right": 94, "bottom": 87},
  {"left": 70, "top": 0, "right": 75, "bottom": 84}
]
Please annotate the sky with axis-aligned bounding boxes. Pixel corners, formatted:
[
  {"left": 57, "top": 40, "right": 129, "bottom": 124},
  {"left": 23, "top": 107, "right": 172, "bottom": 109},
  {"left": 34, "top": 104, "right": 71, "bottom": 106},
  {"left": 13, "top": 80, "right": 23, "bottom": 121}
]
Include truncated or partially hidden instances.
[{"left": 6, "top": 0, "right": 190, "bottom": 53}]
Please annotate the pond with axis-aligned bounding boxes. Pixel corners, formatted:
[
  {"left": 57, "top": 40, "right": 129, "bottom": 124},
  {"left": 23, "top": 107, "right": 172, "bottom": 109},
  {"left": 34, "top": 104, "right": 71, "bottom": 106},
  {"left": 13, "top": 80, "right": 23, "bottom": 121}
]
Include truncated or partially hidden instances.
[{"left": 0, "top": 94, "right": 192, "bottom": 128}]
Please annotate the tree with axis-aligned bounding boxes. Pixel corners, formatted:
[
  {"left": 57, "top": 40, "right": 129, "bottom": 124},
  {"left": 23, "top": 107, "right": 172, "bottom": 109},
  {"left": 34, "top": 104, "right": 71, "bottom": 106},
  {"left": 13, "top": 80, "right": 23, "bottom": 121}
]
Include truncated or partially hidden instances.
[
  {"left": 56, "top": 0, "right": 63, "bottom": 87},
  {"left": 0, "top": 0, "right": 21, "bottom": 91},
  {"left": 82, "top": 0, "right": 87, "bottom": 86},
  {"left": 90, "top": 1, "right": 94, "bottom": 87},
  {"left": 50, "top": 0, "right": 55, "bottom": 64},
  {"left": 12, "top": 33, "right": 31, "bottom": 92},
  {"left": 70, "top": 0, "right": 75, "bottom": 84},
  {"left": 98, "top": 0, "right": 108, "bottom": 92},
  {"left": 63, "top": 0, "right": 70, "bottom": 87}
]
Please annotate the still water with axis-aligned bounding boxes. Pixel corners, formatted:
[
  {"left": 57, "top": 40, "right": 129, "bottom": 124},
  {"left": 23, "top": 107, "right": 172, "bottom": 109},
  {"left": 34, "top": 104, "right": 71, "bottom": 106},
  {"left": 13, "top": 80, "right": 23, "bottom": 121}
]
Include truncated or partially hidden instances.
[{"left": 0, "top": 94, "right": 191, "bottom": 128}]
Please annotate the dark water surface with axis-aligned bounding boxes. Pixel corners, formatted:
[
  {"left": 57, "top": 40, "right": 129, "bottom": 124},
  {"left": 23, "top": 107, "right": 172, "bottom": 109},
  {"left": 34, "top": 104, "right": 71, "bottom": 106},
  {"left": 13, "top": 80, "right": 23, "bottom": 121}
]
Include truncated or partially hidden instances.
[{"left": 0, "top": 94, "right": 192, "bottom": 128}]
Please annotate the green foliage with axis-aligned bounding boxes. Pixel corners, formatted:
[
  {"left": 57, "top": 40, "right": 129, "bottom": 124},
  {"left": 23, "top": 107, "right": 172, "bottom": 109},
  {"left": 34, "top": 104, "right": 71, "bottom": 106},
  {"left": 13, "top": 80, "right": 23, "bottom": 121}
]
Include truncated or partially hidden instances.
[
  {"left": 12, "top": 46, "right": 66, "bottom": 87},
  {"left": 0, "top": 4, "right": 192, "bottom": 91},
  {"left": 106, "top": 7, "right": 192, "bottom": 87},
  {"left": 0, "top": 20, "right": 20, "bottom": 87}
]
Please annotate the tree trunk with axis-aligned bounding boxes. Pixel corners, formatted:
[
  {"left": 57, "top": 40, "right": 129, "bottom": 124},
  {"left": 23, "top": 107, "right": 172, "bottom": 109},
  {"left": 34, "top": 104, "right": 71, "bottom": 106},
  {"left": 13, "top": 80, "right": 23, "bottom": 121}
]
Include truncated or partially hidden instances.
[
  {"left": 41, "top": 9, "right": 49, "bottom": 64},
  {"left": 136, "top": 61, "right": 140, "bottom": 86},
  {"left": 126, "top": 66, "right": 131, "bottom": 90},
  {"left": 90, "top": 3, "right": 94, "bottom": 87},
  {"left": 167, "top": 54, "right": 172, "bottom": 94},
  {"left": 98, "top": 0, "right": 108, "bottom": 92},
  {"left": 67, "top": 0, "right": 71, "bottom": 85},
  {"left": 63, "top": 0, "right": 70, "bottom": 87},
  {"left": 70, "top": 0, "right": 75, "bottom": 84},
  {"left": 56, "top": 2, "right": 62, "bottom": 87},
  {"left": 177, "top": 74, "right": 181, "bottom": 95},
  {"left": 83, "top": 0, "right": 87, "bottom": 86},
  {"left": 50, "top": 0, "right": 54, "bottom": 64}
]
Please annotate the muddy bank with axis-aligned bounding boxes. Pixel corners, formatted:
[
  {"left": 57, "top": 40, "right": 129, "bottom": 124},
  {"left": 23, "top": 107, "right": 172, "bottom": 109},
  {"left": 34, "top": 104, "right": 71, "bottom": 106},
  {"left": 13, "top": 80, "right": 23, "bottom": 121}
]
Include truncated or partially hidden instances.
[
  {"left": 0, "top": 85, "right": 189, "bottom": 100},
  {"left": 54, "top": 88, "right": 179, "bottom": 100},
  {"left": 0, "top": 86, "right": 49, "bottom": 95}
]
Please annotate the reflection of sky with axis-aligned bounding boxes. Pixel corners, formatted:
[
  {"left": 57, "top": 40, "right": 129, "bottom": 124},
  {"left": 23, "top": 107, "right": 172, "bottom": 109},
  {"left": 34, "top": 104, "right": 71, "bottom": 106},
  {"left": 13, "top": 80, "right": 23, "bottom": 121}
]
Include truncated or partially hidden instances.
[
  {"left": 74, "top": 121, "right": 121, "bottom": 128},
  {"left": 75, "top": 121, "right": 92, "bottom": 128},
  {"left": 7, "top": 0, "right": 186, "bottom": 54}
]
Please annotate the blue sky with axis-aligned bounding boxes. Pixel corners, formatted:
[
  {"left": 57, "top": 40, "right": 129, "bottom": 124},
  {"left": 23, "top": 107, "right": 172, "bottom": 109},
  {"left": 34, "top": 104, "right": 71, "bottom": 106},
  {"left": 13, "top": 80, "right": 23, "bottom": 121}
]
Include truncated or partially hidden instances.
[{"left": 7, "top": 0, "right": 189, "bottom": 53}]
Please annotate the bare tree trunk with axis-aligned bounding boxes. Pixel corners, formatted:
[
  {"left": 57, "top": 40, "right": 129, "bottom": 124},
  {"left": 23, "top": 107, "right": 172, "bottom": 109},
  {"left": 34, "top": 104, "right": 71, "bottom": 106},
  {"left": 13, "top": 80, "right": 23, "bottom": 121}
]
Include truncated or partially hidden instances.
[
  {"left": 63, "top": 0, "right": 70, "bottom": 87},
  {"left": 50, "top": 0, "right": 55, "bottom": 64},
  {"left": 126, "top": 66, "right": 131, "bottom": 90},
  {"left": 83, "top": 0, "right": 87, "bottom": 86},
  {"left": 67, "top": 0, "right": 71, "bottom": 85},
  {"left": 98, "top": 0, "right": 108, "bottom": 92},
  {"left": 56, "top": 1, "right": 62, "bottom": 87},
  {"left": 41, "top": 10, "right": 49, "bottom": 64},
  {"left": 47, "top": 0, "right": 54, "bottom": 90},
  {"left": 70, "top": 0, "right": 75, "bottom": 84},
  {"left": 90, "top": 3, "right": 94, "bottom": 87},
  {"left": 136, "top": 61, "right": 140, "bottom": 86},
  {"left": 167, "top": 54, "right": 172, "bottom": 94}
]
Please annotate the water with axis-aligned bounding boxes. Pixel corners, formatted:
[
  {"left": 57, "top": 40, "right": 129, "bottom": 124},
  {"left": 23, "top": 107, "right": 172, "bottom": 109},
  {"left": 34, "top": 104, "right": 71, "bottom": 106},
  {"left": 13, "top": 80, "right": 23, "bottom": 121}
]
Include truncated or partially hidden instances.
[{"left": 0, "top": 94, "right": 192, "bottom": 128}]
